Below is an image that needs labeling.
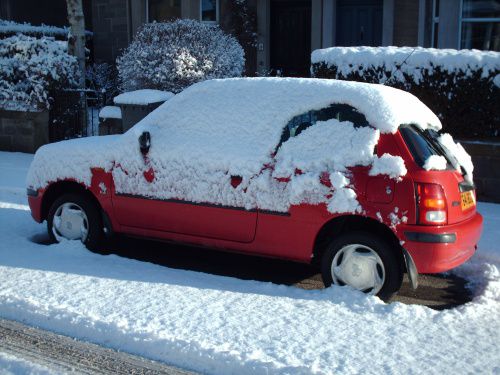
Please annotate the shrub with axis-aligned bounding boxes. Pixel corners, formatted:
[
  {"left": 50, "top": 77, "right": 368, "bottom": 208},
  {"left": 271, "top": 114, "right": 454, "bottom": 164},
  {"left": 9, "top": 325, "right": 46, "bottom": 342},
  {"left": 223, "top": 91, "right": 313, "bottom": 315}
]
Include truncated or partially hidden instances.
[
  {"left": 311, "top": 47, "right": 500, "bottom": 139},
  {"left": 0, "top": 34, "right": 80, "bottom": 111},
  {"left": 117, "top": 19, "right": 245, "bottom": 93},
  {"left": 86, "top": 62, "right": 119, "bottom": 105}
]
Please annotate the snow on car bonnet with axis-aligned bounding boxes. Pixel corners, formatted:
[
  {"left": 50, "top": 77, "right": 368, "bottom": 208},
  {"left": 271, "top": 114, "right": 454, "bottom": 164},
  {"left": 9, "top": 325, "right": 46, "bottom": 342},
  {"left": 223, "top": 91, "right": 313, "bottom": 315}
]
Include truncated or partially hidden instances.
[{"left": 28, "top": 78, "right": 441, "bottom": 214}]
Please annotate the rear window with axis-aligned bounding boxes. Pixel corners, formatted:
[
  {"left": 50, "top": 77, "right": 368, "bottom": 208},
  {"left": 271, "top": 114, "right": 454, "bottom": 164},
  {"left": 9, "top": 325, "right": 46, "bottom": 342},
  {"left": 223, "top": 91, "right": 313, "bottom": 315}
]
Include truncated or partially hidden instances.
[{"left": 399, "top": 125, "right": 457, "bottom": 168}]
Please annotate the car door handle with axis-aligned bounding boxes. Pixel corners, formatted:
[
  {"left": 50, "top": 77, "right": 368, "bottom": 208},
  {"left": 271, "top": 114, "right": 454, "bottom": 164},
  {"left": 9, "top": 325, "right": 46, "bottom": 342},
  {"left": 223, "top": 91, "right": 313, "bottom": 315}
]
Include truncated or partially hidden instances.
[{"left": 230, "top": 175, "right": 242, "bottom": 188}]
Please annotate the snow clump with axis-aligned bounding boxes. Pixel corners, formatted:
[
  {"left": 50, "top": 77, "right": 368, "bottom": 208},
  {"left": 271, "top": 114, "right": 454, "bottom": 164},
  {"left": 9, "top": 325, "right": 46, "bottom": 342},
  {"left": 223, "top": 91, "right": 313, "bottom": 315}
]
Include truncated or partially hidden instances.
[
  {"left": 438, "top": 133, "right": 475, "bottom": 183},
  {"left": 117, "top": 19, "right": 244, "bottom": 93},
  {"left": 423, "top": 155, "right": 448, "bottom": 171},
  {"left": 370, "top": 153, "right": 407, "bottom": 179}
]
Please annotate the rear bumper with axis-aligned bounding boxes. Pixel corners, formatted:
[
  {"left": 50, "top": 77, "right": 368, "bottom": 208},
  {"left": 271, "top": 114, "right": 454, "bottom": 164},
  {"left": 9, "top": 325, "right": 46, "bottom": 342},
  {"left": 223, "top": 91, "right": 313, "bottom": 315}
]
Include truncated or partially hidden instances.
[
  {"left": 27, "top": 189, "right": 43, "bottom": 223},
  {"left": 398, "top": 213, "right": 483, "bottom": 273}
]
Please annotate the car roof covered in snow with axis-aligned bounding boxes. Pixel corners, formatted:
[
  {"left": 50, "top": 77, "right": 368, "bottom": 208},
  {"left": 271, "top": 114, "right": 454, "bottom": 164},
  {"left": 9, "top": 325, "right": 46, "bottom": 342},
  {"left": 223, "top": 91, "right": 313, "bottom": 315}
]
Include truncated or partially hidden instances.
[
  {"left": 134, "top": 77, "right": 440, "bottom": 134},
  {"left": 125, "top": 78, "right": 440, "bottom": 175}
]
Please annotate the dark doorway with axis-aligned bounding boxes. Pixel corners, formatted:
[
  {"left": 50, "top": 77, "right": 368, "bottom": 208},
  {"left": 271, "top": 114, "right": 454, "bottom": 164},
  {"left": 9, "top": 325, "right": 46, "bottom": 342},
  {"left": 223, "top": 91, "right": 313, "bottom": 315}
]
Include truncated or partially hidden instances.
[
  {"left": 270, "top": 0, "right": 311, "bottom": 77},
  {"left": 336, "top": 0, "right": 383, "bottom": 46}
]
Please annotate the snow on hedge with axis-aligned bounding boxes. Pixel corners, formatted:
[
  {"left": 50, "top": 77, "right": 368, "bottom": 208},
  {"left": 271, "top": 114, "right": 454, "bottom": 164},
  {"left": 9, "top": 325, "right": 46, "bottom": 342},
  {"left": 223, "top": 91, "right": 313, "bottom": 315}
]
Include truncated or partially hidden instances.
[
  {"left": 113, "top": 89, "right": 174, "bottom": 106},
  {"left": 117, "top": 20, "right": 244, "bottom": 94},
  {"left": 311, "top": 46, "right": 500, "bottom": 83},
  {"left": 28, "top": 78, "right": 451, "bottom": 214},
  {"left": 0, "top": 34, "right": 79, "bottom": 111}
]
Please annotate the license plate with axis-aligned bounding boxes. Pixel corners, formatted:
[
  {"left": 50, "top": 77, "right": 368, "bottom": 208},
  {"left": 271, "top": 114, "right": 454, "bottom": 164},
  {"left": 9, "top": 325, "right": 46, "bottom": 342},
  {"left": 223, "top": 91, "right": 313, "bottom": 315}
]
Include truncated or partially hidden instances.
[{"left": 461, "top": 190, "right": 475, "bottom": 210}]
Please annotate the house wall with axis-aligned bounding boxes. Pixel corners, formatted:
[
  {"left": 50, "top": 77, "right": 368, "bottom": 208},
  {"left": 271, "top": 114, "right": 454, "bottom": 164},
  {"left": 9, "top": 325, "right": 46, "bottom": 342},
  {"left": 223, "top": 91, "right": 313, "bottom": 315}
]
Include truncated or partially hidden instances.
[
  {"left": 91, "top": 0, "right": 130, "bottom": 63},
  {"left": 393, "top": 0, "right": 419, "bottom": 46},
  {"left": 437, "top": 0, "right": 461, "bottom": 49}
]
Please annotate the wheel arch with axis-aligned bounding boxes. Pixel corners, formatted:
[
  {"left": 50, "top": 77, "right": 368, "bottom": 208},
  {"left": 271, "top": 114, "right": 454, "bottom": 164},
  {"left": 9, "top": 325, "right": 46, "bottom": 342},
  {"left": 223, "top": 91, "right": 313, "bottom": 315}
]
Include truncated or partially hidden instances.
[
  {"left": 312, "top": 214, "right": 405, "bottom": 270},
  {"left": 41, "top": 181, "right": 102, "bottom": 222}
]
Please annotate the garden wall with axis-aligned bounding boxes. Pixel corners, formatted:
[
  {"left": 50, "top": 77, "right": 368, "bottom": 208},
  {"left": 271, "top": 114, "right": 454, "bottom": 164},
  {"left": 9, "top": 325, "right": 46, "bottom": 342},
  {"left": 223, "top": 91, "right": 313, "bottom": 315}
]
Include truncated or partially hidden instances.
[{"left": 0, "top": 109, "right": 49, "bottom": 153}]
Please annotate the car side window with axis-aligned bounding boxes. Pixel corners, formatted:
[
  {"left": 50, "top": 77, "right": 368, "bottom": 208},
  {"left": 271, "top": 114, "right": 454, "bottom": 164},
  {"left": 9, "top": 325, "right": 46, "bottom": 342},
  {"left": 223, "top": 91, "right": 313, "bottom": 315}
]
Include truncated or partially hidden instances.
[{"left": 277, "top": 104, "right": 370, "bottom": 150}]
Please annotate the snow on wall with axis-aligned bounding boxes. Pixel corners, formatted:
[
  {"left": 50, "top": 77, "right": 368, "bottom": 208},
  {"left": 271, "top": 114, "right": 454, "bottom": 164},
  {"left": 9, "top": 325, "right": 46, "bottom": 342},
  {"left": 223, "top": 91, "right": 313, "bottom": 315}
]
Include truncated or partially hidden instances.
[
  {"left": 311, "top": 46, "right": 500, "bottom": 83},
  {"left": 113, "top": 90, "right": 174, "bottom": 106},
  {"left": 28, "top": 78, "right": 445, "bottom": 214},
  {"left": 0, "top": 20, "right": 68, "bottom": 37},
  {"left": 0, "top": 19, "right": 92, "bottom": 38},
  {"left": 99, "top": 106, "right": 122, "bottom": 119}
]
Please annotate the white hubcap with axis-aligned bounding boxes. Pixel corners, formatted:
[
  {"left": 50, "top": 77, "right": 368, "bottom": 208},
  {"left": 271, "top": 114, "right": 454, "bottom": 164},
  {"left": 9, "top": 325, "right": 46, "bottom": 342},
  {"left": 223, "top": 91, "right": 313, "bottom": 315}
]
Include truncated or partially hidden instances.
[
  {"left": 331, "top": 244, "right": 385, "bottom": 295},
  {"left": 52, "top": 202, "right": 89, "bottom": 242}
]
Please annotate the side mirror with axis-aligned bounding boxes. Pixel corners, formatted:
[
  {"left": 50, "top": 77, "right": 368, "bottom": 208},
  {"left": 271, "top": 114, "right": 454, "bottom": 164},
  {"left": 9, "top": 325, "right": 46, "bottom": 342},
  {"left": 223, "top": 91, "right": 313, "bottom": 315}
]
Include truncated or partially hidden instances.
[{"left": 139, "top": 131, "right": 151, "bottom": 154}]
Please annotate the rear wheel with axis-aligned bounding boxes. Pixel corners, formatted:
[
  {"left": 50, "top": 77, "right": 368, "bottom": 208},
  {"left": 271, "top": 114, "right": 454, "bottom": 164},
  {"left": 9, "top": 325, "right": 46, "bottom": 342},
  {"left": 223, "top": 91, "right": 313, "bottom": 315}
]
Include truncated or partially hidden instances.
[
  {"left": 47, "top": 193, "right": 104, "bottom": 252},
  {"left": 321, "top": 231, "right": 403, "bottom": 300}
]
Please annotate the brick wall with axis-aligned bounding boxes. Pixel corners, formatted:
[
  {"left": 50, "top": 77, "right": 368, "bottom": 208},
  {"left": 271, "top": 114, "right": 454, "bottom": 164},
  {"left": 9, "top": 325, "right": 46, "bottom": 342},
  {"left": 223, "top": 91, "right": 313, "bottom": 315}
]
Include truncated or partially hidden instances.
[
  {"left": 393, "top": 0, "right": 419, "bottom": 46},
  {"left": 0, "top": 110, "right": 49, "bottom": 153},
  {"left": 91, "top": 0, "right": 130, "bottom": 63}
]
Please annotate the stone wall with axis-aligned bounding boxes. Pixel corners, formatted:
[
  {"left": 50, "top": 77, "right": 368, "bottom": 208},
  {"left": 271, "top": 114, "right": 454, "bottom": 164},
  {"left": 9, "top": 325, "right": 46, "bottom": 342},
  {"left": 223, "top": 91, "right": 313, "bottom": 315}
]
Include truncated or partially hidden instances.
[
  {"left": 0, "top": 110, "right": 49, "bottom": 153},
  {"left": 393, "top": 0, "right": 419, "bottom": 46},
  {"left": 91, "top": 0, "right": 130, "bottom": 63},
  {"left": 461, "top": 141, "right": 500, "bottom": 203}
]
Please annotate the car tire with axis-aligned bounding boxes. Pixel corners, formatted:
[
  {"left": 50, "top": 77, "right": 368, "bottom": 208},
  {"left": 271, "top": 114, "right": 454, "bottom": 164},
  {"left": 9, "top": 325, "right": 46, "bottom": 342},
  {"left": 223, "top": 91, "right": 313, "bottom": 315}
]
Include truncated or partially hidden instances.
[
  {"left": 47, "top": 193, "right": 105, "bottom": 253},
  {"left": 321, "top": 231, "right": 403, "bottom": 301}
]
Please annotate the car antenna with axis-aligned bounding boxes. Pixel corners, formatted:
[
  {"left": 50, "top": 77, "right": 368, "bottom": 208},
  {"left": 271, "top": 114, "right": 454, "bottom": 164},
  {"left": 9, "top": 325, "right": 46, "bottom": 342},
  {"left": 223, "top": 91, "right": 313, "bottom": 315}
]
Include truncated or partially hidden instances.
[{"left": 383, "top": 47, "right": 417, "bottom": 86}]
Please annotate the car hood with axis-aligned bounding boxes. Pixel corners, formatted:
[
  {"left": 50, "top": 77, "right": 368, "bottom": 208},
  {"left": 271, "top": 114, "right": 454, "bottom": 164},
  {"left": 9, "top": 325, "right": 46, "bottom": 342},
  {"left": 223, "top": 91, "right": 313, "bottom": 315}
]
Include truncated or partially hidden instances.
[{"left": 26, "top": 135, "right": 122, "bottom": 190}]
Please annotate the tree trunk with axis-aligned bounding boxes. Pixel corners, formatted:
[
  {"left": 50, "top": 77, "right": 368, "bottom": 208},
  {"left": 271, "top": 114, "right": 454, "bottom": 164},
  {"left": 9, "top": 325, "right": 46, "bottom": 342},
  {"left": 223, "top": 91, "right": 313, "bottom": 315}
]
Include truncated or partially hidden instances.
[{"left": 66, "top": 0, "right": 86, "bottom": 88}]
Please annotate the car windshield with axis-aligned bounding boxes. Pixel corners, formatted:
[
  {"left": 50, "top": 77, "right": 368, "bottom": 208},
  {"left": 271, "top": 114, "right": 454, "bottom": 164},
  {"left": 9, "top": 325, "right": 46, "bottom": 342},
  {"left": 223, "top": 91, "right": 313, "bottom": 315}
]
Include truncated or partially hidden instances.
[{"left": 399, "top": 124, "right": 458, "bottom": 169}]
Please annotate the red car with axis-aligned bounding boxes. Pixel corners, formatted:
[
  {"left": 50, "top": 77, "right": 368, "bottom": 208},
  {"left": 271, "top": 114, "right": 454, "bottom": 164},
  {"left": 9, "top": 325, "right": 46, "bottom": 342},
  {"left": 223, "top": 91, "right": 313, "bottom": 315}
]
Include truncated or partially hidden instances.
[{"left": 27, "top": 78, "right": 482, "bottom": 299}]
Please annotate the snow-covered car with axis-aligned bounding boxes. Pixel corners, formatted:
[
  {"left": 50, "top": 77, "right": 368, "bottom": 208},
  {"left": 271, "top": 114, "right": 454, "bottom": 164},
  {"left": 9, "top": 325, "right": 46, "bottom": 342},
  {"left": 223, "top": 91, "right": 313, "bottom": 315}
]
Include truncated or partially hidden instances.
[{"left": 27, "top": 78, "right": 483, "bottom": 299}]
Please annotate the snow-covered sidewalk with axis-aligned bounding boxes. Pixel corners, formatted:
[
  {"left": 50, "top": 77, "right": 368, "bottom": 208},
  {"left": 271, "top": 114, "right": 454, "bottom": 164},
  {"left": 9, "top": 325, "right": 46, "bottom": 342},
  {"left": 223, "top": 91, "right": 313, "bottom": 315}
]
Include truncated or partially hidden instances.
[{"left": 0, "top": 151, "right": 499, "bottom": 374}]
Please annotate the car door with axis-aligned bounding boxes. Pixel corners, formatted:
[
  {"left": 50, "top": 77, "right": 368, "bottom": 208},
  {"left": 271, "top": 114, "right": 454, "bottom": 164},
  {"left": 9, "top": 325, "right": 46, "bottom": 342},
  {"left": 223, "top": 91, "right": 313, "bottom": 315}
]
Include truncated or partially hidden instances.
[{"left": 112, "top": 133, "right": 258, "bottom": 243}]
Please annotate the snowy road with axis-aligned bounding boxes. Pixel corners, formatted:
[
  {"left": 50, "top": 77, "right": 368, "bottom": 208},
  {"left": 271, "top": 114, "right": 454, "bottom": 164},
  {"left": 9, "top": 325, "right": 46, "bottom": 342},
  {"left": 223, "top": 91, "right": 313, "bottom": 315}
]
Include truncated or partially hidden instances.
[
  {"left": 0, "top": 317, "right": 193, "bottom": 374},
  {"left": 0, "top": 151, "right": 499, "bottom": 374}
]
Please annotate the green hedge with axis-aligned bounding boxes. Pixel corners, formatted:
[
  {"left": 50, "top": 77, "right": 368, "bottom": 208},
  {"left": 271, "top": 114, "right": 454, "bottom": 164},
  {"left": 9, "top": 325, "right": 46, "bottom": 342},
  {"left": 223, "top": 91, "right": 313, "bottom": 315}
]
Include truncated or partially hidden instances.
[{"left": 311, "top": 47, "right": 500, "bottom": 139}]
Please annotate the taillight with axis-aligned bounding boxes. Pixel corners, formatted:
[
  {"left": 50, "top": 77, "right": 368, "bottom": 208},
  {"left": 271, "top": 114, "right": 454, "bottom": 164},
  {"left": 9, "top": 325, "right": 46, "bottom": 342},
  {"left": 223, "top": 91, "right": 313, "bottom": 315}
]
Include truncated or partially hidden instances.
[{"left": 416, "top": 183, "right": 447, "bottom": 225}]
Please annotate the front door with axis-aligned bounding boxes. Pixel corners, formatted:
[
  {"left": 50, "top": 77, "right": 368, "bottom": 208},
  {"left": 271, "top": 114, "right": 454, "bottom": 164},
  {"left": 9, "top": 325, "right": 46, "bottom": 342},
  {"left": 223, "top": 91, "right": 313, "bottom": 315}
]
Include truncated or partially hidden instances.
[
  {"left": 336, "top": 0, "right": 383, "bottom": 46},
  {"left": 270, "top": 0, "right": 311, "bottom": 77}
]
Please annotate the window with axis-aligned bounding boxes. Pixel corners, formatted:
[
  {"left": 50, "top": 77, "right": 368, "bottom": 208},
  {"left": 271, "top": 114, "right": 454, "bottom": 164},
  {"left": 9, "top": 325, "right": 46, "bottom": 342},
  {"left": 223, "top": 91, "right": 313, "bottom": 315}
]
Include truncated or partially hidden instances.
[
  {"left": 147, "top": 0, "right": 181, "bottom": 22},
  {"left": 277, "top": 104, "right": 369, "bottom": 149},
  {"left": 201, "top": 0, "right": 218, "bottom": 23},
  {"left": 399, "top": 125, "right": 456, "bottom": 168},
  {"left": 460, "top": 0, "right": 500, "bottom": 51}
]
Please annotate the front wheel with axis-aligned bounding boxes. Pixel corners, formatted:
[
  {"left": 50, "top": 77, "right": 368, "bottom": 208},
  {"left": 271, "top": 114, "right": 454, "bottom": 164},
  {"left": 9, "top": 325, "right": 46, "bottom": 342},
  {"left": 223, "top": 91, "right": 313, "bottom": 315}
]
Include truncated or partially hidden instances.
[
  {"left": 47, "top": 193, "right": 104, "bottom": 252},
  {"left": 321, "top": 231, "right": 403, "bottom": 300}
]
